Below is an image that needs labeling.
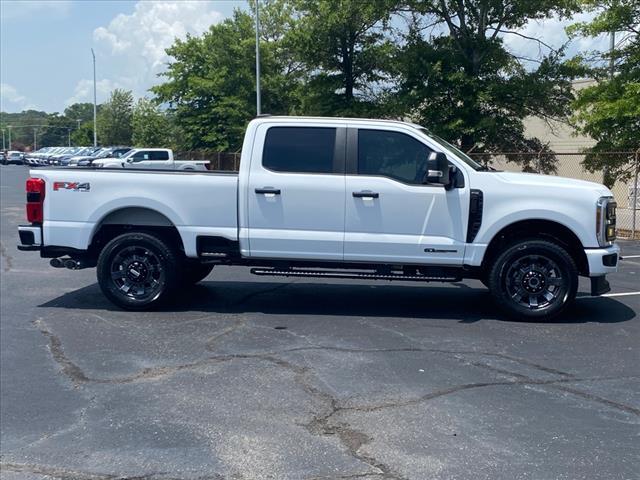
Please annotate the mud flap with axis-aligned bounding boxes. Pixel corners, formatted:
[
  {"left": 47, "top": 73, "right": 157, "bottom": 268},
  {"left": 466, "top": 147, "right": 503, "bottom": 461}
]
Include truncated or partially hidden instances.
[{"left": 590, "top": 275, "right": 611, "bottom": 296}]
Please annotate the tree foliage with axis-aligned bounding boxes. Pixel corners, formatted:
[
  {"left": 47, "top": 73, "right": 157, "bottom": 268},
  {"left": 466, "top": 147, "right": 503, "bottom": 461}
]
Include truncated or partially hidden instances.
[
  {"left": 97, "top": 89, "right": 134, "bottom": 146},
  {"left": 393, "top": 0, "right": 582, "bottom": 172},
  {"left": 153, "top": 8, "right": 299, "bottom": 151},
  {"left": 63, "top": 103, "right": 95, "bottom": 124},
  {"left": 569, "top": 0, "right": 640, "bottom": 185},
  {"left": 132, "top": 98, "right": 175, "bottom": 147},
  {"left": 288, "top": 0, "right": 399, "bottom": 116}
]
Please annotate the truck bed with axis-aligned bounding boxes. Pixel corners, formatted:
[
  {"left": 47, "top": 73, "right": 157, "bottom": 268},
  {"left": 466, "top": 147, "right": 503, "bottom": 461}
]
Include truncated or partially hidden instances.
[{"left": 32, "top": 167, "right": 239, "bottom": 257}]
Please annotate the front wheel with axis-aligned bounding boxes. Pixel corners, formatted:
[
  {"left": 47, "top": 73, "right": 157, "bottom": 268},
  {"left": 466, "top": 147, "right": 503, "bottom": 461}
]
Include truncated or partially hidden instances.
[
  {"left": 97, "top": 232, "right": 179, "bottom": 310},
  {"left": 487, "top": 239, "right": 578, "bottom": 320}
]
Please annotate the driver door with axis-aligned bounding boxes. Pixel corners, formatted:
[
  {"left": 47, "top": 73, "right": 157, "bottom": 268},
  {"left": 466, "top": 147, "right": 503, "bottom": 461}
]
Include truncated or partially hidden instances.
[{"left": 344, "top": 127, "right": 468, "bottom": 265}]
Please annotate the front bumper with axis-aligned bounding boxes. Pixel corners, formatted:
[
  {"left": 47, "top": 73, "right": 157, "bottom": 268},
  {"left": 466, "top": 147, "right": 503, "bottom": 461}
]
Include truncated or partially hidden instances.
[
  {"left": 18, "top": 225, "right": 42, "bottom": 251},
  {"left": 585, "top": 244, "right": 620, "bottom": 276},
  {"left": 585, "top": 244, "right": 620, "bottom": 296}
]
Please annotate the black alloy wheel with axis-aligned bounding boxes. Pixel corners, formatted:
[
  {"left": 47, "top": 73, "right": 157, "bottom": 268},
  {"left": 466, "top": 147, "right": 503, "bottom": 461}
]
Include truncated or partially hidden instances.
[
  {"left": 97, "top": 232, "right": 179, "bottom": 310},
  {"left": 488, "top": 239, "right": 578, "bottom": 320}
]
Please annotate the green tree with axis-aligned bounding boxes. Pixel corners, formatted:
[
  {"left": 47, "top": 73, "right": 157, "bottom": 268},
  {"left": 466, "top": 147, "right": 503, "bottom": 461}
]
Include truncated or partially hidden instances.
[
  {"left": 70, "top": 122, "right": 95, "bottom": 146},
  {"left": 64, "top": 103, "right": 95, "bottom": 124},
  {"left": 132, "top": 98, "right": 174, "bottom": 147},
  {"left": 38, "top": 114, "right": 73, "bottom": 147},
  {"left": 1, "top": 110, "right": 49, "bottom": 150},
  {"left": 153, "top": 8, "right": 300, "bottom": 151},
  {"left": 288, "top": 0, "right": 398, "bottom": 116},
  {"left": 394, "top": 0, "right": 581, "bottom": 172},
  {"left": 569, "top": 0, "right": 639, "bottom": 186},
  {"left": 97, "top": 89, "right": 134, "bottom": 146}
]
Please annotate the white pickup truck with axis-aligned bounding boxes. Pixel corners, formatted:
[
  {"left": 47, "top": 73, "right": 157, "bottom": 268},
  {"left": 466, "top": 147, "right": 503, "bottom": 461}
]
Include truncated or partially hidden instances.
[
  {"left": 91, "top": 148, "right": 209, "bottom": 171},
  {"left": 18, "top": 116, "right": 619, "bottom": 319}
]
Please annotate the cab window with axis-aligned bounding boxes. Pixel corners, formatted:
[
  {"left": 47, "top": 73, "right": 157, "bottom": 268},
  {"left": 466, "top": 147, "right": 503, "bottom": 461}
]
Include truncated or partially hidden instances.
[
  {"left": 263, "top": 127, "right": 336, "bottom": 174},
  {"left": 357, "top": 129, "right": 433, "bottom": 184}
]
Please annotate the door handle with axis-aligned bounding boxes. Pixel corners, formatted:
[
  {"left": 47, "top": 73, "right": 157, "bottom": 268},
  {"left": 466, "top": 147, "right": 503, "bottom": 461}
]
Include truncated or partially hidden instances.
[
  {"left": 255, "top": 187, "right": 281, "bottom": 195},
  {"left": 352, "top": 191, "right": 379, "bottom": 199}
]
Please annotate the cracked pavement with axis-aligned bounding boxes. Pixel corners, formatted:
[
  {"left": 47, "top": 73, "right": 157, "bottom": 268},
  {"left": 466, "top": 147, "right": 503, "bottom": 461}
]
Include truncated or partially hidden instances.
[{"left": 1, "top": 166, "right": 639, "bottom": 480}]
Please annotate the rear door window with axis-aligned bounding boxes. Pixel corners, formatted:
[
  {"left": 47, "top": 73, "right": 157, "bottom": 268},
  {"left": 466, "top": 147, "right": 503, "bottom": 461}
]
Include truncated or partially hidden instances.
[
  {"left": 150, "top": 150, "right": 169, "bottom": 161},
  {"left": 263, "top": 127, "right": 336, "bottom": 174}
]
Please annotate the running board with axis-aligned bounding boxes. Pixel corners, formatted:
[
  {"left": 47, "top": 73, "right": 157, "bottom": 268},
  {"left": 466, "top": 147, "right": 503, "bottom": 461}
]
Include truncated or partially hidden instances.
[{"left": 250, "top": 268, "right": 460, "bottom": 282}]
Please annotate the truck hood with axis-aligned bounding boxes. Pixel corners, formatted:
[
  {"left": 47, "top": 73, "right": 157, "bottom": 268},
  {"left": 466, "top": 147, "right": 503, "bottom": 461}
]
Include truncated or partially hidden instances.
[{"left": 491, "top": 171, "right": 612, "bottom": 196}]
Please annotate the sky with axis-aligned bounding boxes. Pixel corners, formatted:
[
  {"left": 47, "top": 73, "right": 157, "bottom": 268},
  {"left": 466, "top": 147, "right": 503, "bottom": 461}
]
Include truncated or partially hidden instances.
[{"left": 0, "top": 0, "right": 609, "bottom": 114}]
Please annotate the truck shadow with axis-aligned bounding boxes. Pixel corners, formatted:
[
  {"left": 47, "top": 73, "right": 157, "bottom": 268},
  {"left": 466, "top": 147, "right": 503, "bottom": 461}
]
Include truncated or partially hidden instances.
[{"left": 39, "top": 280, "right": 636, "bottom": 324}]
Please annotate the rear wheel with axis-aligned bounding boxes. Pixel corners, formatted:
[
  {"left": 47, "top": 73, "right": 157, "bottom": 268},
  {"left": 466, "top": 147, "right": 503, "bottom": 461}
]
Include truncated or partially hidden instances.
[
  {"left": 97, "top": 232, "right": 179, "bottom": 310},
  {"left": 488, "top": 239, "right": 578, "bottom": 320}
]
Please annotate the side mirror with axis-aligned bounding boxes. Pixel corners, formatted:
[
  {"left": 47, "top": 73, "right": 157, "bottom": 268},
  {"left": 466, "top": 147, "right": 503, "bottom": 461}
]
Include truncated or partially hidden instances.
[{"left": 424, "top": 152, "right": 451, "bottom": 188}]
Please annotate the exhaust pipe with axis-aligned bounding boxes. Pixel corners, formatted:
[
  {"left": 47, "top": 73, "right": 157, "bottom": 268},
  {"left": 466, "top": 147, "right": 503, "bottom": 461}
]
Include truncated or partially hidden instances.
[
  {"left": 50, "top": 258, "right": 65, "bottom": 268},
  {"left": 64, "top": 259, "right": 80, "bottom": 270}
]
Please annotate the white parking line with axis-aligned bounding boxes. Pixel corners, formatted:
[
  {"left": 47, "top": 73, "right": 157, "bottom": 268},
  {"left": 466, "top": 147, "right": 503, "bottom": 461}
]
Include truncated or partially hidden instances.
[
  {"left": 621, "top": 255, "right": 640, "bottom": 259},
  {"left": 601, "top": 291, "right": 640, "bottom": 297}
]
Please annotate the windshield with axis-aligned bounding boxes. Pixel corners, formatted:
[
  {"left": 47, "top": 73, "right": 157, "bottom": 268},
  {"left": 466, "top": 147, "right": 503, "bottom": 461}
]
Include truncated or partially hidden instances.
[{"left": 415, "top": 127, "right": 484, "bottom": 171}]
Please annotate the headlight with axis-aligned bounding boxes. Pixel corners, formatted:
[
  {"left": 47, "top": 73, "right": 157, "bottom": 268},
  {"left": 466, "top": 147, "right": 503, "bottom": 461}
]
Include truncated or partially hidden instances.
[{"left": 596, "top": 196, "right": 616, "bottom": 246}]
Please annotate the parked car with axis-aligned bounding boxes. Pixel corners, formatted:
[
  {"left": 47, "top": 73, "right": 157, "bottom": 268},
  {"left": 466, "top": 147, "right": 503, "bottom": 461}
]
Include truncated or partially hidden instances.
[
  {"left": 26, "top": 147, "right": 57, "bottom": 166},
  {"left": 47, "top": 147, "right": 81, "bottom": 166},
  {"left": 0, "top": 152, "right": 6, "bottom": 164},
  {"left": 17, "top": 116, "right": 619, "bottom": 319},
  {"left": 92, "top": 148, "right": 208, "bottom": 170},
  {"left": 59, "top": 147, "right": 97, "bottom": 166},
  {"left": 5, "top": 151, "right": 25, "bottom": 165},
  {"left": 74, "top": 147, "right": 132, "bottom": 166}
]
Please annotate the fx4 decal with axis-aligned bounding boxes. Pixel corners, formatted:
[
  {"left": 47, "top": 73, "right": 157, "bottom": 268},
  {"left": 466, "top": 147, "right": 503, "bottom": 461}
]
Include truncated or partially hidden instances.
[{"left": 53, "top": 182, "right": 91, "bottom": 192}]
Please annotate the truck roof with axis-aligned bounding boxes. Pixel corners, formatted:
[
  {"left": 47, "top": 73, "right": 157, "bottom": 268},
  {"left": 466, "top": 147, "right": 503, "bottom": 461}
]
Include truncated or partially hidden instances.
[{"left": 250, "top": 115, "right": 423, "bottom": 130}]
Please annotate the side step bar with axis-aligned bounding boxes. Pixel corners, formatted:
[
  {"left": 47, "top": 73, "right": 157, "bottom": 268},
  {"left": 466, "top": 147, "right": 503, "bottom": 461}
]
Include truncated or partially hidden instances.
[{"left": 250, "top": 268, "right": 461, "bottom": 282}]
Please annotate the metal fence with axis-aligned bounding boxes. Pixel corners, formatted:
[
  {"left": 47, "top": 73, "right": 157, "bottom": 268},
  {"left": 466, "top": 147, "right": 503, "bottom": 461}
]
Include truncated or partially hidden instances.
[
  {"left": 468, "top": 151, "right": 639, "bottom": 238},
  {"left": 181, "top": 149, "right": 639, "bottom": 239},
  {"left": 176, "top": 150, "right": 241, "bottom": 171}
]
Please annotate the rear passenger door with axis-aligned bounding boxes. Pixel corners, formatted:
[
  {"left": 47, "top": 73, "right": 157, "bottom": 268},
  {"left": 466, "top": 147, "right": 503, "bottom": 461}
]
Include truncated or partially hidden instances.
[{"left": 247, "top": 123, "right": 346, "bottom": 260}]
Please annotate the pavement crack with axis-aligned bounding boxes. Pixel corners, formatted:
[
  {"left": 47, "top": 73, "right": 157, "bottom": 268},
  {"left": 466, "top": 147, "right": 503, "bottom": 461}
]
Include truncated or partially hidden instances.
[
  {"left": 0, "top": 463, "right": 225, "bottom": 480},
  {"left": 1, "top": 241, "right": 14, "bottom": 271},
  {"left": 337, "top": 374, "right": 640, "bottom": 416},
  {"left": 0, "top": 462, "right": 116, "bottom": 480},
  {"left": 34, "top": 317, "right": 639, "bottom": 417},
  {"left": 205, "top": 318, "right": 247, "bottom": 351},
  {"left": 550, "top": 384, "right": 640, "bottom": 416},
  {"left": 34, "top": 318, "right": 91, "bottom": 386}
]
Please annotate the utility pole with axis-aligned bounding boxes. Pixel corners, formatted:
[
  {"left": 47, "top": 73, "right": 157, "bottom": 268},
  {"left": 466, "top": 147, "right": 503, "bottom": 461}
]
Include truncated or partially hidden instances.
[
  {"left": 91, "top": 48, "right": 98, "bottom": 147},
  {"left": 33, "top": 128, "right": 37, "bottom": 151},
  {"left": 2, "top": 129, "right": 5, "bottom": 150},
  {"left": 7, "top": 126, "right": 11, "bottom": 150},
  {"left": 609, "top": 31, "right": 615, "bottom": 79},
  {"left": 68, "top": 128, "right": 72, "bottom": 147},
  {"left": 254, "top": 0, "right": 261, "bottom": 115}
]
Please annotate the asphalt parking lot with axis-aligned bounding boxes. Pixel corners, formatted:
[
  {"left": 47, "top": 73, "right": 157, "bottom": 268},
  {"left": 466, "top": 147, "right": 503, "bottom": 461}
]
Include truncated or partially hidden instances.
[{"left": 1, "top": 164, "right": 638, "bottom": 480}]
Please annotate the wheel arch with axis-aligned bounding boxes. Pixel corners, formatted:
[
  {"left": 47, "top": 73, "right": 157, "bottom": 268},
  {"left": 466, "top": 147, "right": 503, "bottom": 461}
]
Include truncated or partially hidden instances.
[
  {"left": 481, "top": 219, "right": 588, "bottom": 276},
  {"left": 89, "top": 207, "right": 186, "bottom": 256}
]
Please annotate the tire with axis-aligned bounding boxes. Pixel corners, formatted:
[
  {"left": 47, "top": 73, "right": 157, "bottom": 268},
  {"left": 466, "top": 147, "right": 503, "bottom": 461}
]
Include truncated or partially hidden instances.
[
  {"left": 180, "top": 262, "right": 214, "bottom": 285},
  {"left": 487, "top": 239, "right": 578, "bottom": 321},
  {"left": 97, "top": 232, "right": 179, "bottom": 310}
]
